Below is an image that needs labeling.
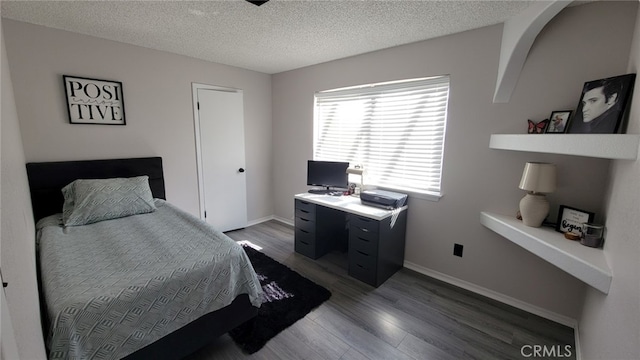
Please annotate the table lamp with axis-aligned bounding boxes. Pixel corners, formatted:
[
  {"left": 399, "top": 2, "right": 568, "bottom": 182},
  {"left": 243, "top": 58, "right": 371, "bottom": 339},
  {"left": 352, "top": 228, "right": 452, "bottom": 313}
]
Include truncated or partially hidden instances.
[
  {"left": 519, "top": 162, "right": 556, "bottom": 227},
  {"left": 346, "top": 165, "right": 364, "bottom": 194}
]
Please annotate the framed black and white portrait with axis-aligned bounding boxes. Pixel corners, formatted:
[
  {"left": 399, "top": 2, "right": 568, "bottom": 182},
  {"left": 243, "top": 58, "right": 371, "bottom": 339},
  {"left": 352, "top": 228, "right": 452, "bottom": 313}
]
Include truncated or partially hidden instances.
[
  {"left": 545, "top": 110, "right": 572, "bottom": 133},
  {"left": 63, "top": 75, "right": 126, "bottom": 125},
  {"left": 566, "top": 73, "right": 636, "bottom": 134}
]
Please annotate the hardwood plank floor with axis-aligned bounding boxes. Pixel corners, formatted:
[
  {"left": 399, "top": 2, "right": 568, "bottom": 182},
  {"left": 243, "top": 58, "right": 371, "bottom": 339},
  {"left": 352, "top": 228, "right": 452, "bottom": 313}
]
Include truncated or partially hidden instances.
[{"left": 186, "top": 220, "right": 576, "bottom": 360}]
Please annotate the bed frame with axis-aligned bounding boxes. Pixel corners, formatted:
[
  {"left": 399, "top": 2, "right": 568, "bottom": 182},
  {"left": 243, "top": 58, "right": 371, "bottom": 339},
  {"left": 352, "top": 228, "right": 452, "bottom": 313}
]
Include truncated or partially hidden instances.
[{"left": 26, "top": 157, "right": 258, "bottom": 360}]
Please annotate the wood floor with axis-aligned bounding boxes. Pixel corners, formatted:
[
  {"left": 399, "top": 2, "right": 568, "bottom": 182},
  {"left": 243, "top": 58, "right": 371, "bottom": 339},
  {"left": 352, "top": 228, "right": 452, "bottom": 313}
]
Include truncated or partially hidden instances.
[{"left": 186, "top": 220, "right": 576, "bottom": 360}]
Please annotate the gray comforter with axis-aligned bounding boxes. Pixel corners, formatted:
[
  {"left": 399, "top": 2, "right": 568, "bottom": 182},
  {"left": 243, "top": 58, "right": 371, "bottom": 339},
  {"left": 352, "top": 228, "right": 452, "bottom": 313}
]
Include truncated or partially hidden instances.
[{"left": 37, "top": 199, "right": 262, "bottom": 360}]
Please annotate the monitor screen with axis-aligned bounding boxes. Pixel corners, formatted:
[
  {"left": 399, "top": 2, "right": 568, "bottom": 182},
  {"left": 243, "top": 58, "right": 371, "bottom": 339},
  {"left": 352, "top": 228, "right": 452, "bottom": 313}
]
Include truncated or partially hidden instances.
[{"left": 307, "top": 160, "right": 349, "bottom": 190}]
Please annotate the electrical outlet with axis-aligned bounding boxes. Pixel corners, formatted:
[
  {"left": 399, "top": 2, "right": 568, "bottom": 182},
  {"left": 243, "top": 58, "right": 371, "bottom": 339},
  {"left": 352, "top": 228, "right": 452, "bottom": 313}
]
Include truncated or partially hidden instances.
[{"left": 453, "top": 243, "right": 464, "bottom": 257}]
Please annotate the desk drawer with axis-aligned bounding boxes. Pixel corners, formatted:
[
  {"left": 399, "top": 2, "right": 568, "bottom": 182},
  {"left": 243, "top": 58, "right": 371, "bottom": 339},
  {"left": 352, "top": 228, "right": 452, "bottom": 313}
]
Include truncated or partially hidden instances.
[
  {"left": 295, "top": 208, "right": 316, "bottom": 222},
  {"left": 295, "top": 216, "right": 315, "bottom": 233},
  {"left": 349, "top": 228, "right": 378, "bottom": 255},
  {"left": 295, "top": 199, "right": 316, "bottom": 215},
  {"left": 350, "top": 225, "right": 378, "bottom": 243},
  {"left": 295, "top": 228, "right": 317, "bottom": 259},
  {"left": 348, "top": 249, "right": 377, "bottom": 286},
  {"left": 349, "top": 214, "right": 379, "bottom": 234}
]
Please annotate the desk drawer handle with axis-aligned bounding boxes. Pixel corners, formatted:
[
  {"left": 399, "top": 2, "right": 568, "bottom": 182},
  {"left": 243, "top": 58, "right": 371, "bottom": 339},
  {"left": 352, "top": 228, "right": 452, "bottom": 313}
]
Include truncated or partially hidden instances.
[
  {"left": 300, "top": 209, "right": 309, "bottom": 214},
  {"left": 357, "top": 236, "right": 370, "bottom": 242},
  {"left": 299, "top": 218, "right": 310, "bottom": 222},
  {"left": 357, "top": 264, "right": 364, "bottom": 269},
  {"left": 359, "top": 227, "right": 370, "bottom": 233},
  {"left": 300, "top": 240, "right": 309, "bottom": 245},
  {"left": 300, "top": 229, "right": 309, "bottom": 234},
  {"left": 357, "top": 250, "right": 369, "bottom": 257}
]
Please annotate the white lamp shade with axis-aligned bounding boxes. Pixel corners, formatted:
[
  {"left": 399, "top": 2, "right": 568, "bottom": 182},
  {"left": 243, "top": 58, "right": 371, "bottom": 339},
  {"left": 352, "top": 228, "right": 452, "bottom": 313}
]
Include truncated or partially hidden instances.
[{"left": 519, "top": 162, "right": 556, "bottom": 193}]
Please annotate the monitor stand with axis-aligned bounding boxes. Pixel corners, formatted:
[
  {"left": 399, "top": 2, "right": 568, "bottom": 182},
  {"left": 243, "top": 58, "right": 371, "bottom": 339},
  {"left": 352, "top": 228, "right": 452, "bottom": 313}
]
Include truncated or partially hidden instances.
[{"left": 308, "top": 187, "right": 332, "bottom": 194}]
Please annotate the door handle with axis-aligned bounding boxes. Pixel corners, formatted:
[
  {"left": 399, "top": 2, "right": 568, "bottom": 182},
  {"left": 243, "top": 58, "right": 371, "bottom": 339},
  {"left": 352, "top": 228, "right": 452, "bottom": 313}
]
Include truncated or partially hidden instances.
[{"left": 238, "top": 168, "right": 245, "bottom": 173}]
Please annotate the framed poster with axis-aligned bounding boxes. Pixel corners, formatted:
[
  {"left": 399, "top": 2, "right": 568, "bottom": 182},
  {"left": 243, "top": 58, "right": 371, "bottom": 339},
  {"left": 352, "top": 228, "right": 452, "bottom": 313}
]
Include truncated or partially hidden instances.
[
  {"left": 63, "top": 75, "right": 126, "bottom": 125},
  {"left": 566, "top": 73, "right": 636, "bottom": 134},
  {"left": 555, "top": 205, "right": 594, "bottom": 234}
]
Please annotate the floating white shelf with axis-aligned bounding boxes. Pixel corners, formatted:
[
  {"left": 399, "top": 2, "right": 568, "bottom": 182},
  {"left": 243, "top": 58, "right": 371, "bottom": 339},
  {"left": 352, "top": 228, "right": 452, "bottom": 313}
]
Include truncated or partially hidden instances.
[
  {"left": 480, "top": 211, "right": 611, "bottom": 294},
  {"left": 489, "top": 134, "right": 639, "bottom": 160}
]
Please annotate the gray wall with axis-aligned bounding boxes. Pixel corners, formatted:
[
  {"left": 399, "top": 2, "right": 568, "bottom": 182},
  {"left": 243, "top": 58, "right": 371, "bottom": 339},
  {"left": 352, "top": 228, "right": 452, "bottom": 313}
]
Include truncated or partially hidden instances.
[
  {"left": 578, "top": 3, "right": 640, "bottom": 360},
  {"left": 272, "top": 1, "right": 637, "bottom": 320},
  {"left": 1, "top": 21, "right": 47, "bottom": 359},
  {"left": 2, "top": 19, "right": 273, "bottom": 222}
]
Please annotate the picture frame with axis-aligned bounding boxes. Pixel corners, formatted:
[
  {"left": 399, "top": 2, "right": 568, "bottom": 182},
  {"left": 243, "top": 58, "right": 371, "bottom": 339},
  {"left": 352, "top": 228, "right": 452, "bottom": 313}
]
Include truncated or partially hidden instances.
[
  {"left": 555, "top": 205, "right": 595, "bottom": 234},
  {"left": 566, "top": 73, "right": 636, "bottom": 134},
  {"left": 63, "top": 75, "right": 126, "bottom": 125},
  {"left": 545, "top": 110, "right": 572, "bottom": 133}
]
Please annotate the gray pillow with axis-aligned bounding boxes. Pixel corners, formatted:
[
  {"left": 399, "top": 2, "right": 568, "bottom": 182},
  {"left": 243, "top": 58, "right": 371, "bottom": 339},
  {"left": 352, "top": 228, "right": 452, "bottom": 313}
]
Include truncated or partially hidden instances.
[{"left": 62, "top": 176, "right": 157, "bottom": 226}]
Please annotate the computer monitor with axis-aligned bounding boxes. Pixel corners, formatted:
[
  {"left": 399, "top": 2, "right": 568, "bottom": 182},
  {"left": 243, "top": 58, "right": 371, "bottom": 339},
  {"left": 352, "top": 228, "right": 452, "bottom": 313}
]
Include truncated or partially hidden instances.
[{"left": 307, "top": 160, "right": 349, "bottom": 194}]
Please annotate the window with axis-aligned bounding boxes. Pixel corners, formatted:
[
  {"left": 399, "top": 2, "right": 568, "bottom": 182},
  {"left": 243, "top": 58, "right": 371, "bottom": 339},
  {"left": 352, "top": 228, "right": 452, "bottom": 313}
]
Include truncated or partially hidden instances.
[{"left": 313, "top": 76, "right": 450, "bottom": 197}]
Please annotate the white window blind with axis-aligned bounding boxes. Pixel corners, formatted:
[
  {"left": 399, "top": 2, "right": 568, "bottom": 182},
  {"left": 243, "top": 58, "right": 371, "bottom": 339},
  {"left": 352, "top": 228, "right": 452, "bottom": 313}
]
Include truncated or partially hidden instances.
[{"left": 314, "top": 76, "right": 450, "bottom": 195}]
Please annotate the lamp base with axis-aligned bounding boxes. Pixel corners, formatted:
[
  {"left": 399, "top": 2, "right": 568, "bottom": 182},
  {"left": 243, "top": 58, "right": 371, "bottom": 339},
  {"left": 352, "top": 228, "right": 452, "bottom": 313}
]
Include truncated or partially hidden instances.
[{"left": 519, "top": 193, "right": 549, "bottom": 227}]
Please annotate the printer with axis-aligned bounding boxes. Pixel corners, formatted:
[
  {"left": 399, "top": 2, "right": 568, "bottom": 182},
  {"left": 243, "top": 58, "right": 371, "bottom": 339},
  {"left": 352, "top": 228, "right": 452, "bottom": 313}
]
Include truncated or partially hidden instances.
[{"left": 360, "top": 189, "right": 408, "bottom": 210}]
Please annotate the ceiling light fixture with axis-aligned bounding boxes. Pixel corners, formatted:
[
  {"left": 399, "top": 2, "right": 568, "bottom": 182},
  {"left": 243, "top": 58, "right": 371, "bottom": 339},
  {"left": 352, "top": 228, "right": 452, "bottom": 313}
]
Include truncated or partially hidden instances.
[{"left": 246, "top": 0, "right": 269, "bottom": 6}]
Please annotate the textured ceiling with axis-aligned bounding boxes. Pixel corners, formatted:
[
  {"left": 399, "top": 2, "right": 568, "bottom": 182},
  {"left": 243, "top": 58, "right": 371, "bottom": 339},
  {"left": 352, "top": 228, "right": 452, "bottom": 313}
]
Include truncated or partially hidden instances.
[{"left": 1, "top": 0, "right": 549, "bottom": 74}]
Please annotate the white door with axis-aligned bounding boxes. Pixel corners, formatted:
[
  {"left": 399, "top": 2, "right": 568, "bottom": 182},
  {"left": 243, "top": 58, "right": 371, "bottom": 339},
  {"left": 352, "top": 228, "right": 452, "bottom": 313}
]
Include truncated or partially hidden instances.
[{"left": 193, "top": 85, "right": 248, "bottom": 232}]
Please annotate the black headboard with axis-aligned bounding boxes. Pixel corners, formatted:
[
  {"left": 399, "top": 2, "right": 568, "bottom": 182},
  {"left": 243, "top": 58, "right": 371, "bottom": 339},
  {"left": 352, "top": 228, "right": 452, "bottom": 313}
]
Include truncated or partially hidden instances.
[{"left": 26, "top": 157, "right": 166, "bottom": 222}]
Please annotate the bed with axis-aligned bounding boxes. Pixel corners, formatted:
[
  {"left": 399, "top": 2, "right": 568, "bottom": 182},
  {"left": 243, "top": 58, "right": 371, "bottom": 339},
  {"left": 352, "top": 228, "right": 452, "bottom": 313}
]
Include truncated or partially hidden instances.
[{"left": 26, "top": 157, "right": 261, "bottom": 360}]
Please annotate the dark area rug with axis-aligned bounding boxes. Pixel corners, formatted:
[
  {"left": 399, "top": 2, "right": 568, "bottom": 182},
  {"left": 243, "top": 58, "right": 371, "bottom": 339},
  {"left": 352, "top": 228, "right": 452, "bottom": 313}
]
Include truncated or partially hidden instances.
[{"left": 229, "top": 245, "right": 332, "bottom": 354}]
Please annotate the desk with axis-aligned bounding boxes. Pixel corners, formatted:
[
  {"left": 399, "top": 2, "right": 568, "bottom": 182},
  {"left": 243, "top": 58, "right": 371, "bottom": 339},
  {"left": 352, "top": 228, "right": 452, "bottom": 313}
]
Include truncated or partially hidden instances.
[{"left": 294, "top": 193, "right": 408, "bottom": 287}]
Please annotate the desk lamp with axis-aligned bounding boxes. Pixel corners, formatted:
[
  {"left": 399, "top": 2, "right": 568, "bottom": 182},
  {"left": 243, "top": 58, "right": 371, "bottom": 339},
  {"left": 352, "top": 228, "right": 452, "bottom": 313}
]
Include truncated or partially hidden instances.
[
  {"left": 519, "top": 162, "right": 556, "bottom": 227},
  {"left": 346, "top": 165, "right": 364, "bottom": 195}
]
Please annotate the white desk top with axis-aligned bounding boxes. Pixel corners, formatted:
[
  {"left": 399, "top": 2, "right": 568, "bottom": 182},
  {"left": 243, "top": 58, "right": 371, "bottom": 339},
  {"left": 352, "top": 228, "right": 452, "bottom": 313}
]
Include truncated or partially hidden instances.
[{"left": 295, "top": 193, "right": 407, "bottom": 221}]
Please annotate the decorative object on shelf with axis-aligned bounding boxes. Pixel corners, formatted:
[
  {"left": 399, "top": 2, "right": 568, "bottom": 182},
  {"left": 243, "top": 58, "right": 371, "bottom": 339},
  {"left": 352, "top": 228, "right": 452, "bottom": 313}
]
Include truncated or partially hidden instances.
[
  {"left": 518, "top": 162, "right": 556, "bottom": 227},
  {"left": 527, "top": 119, "right": 549, "bottom": 134},
  {"left": 545, "top": 110, "right": 572, "bottom": 133},
  {"left": 63, "top": 75, "right": 126, "bottom": 125},
  {"left": 580, "top": 223, "right": 605, "bottom": 248},
  {"left": 555, "top": 205, "right": 594, "bottom": 235},
  {"left": 346, "top": 164, "right": 365, "bottom": 195},
  {"left": 564, "top": 232, "right": 581, "bottom": 241},
  {"left": 567, "top": 73, "right": 636, "bottom": 134}
]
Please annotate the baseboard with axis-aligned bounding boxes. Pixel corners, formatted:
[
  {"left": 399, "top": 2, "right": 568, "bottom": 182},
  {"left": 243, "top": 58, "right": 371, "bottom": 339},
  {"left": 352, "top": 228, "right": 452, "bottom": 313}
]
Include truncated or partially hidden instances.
[
  {"left": 247, "top": 215, "right": 294, "bottom": 227},
  {"left": 246, "top": 215, "right": 275, "bottom": 227},
  {"left": 272, "top": 216, "right": 293, "bottom": 227},
  {"left": 403, "top": 261, "right": 578, "bottom": 329}
]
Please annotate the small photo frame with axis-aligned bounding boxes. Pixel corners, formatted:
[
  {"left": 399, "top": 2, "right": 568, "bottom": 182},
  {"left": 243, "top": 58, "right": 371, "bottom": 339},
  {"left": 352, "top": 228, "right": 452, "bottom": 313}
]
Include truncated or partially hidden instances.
[
  {"left": 566, "top": 73, "right": 636, "bottom": 134},
  {"left": 545, "top": 110, "right": 572, "bottom": 133},
  {"left": 63, "top": 75, "right": 126, "bottom": 125},
  {"left": 556, "top": 205, "right": 595, "bottom": 234}
]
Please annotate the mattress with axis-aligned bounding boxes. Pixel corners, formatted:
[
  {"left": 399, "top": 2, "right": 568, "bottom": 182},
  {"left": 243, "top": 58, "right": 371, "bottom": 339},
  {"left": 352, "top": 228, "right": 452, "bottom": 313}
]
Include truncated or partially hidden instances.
[{"left": 36, "top": 199, "right": 262, "bottom": 360}]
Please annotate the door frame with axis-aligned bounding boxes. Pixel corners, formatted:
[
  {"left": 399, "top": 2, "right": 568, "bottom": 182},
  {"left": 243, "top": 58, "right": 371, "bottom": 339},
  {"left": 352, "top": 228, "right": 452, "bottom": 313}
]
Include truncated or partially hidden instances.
[{"left": 191, "top": 82, "right": 244, "bottom": 220}]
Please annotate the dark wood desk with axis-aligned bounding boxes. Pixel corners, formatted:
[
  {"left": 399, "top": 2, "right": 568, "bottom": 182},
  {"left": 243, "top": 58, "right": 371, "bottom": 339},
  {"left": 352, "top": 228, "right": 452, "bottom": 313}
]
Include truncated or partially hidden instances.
[{"left": 294, "top": 193, "right": 408, "bottom": 287}]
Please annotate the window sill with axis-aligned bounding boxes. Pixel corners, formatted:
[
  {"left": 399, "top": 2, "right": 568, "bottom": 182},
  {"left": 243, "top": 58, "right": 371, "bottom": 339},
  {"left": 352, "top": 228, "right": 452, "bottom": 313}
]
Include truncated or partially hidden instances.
[{"left": 367, "top": 186, "right": 442, "bottom": 202}]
